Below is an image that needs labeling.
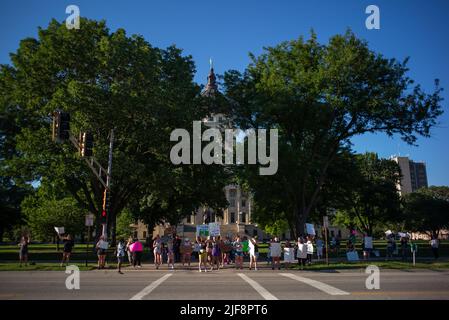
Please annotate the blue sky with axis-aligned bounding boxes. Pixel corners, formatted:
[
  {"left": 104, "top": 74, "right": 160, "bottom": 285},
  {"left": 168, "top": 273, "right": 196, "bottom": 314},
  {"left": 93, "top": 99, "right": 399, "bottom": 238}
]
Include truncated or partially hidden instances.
[{"left": 1, "top": 0, "right": 448, "bottom": 186}]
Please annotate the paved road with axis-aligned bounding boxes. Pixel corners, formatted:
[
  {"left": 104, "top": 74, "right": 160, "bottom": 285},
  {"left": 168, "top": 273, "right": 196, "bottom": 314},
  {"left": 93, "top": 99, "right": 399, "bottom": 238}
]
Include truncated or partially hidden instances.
[{"left": 1, "top": 265, "right": 448, "bottom": 300}]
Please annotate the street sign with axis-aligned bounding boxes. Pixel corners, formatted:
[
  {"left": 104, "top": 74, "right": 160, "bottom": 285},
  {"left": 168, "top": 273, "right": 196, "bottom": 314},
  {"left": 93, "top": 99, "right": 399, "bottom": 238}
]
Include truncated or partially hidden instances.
[
  {"left": 323, "top": 216, "right": 329, "bottom": 228},
  {"left": 85, "top": 214, "right": 94, "bottom": 227}
]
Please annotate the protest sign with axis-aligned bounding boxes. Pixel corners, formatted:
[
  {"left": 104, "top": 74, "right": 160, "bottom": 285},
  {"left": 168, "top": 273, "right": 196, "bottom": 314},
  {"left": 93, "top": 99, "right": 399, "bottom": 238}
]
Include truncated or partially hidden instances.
[
  {"left": 346, "top": 251, "right": 359, "bottom": 261},
  {"left": 196, "top": 224, "right": 209, "bottom": 237},
  {"left": 208, "top": 223, "right": 221, "bottom": 237},
  {"left": 306, "top": 223, "right": 316, "bottom": 235},
  {"left": 54, "top": 227, "right": 64, "bottom": 235},
  {"left": 364, "top": 236, "right": 373, "bottom": 249}
]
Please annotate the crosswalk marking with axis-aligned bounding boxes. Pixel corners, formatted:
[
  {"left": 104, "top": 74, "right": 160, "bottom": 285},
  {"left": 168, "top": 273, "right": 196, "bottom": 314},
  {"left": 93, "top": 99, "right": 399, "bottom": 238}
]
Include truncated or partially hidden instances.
[
  {"left": 237, "top": 273, "right": 278, "bottom": 300},
  {"left": 280, "top": 273, "right": 350, "bottom": 295},
  {"left": 130, "top": 273, "right": 173, "bottom": 300}
]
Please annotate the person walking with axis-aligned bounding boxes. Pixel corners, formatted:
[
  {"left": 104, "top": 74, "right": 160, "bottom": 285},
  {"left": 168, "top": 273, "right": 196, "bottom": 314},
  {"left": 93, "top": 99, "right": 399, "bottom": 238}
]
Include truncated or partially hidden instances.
[
  {"left": 116, "top": 238, "right": 126, "bottom": 274},
  {"left": 430, "top": 236, "right": 439, "bottom": 259},
  {"left": 270, "top": 237, "right": 282, "bottom": 270},
  {"left": 386, "top": 236, "right": 394, "bottom": 260},
  {"left": 18, "top": 235, "right": 30, "bottom": 267},
  {"left": 248, "top": 236, "right": 259, "bottom": 271},
  {"left": 193, "top": 236, "right": 201, "bottom": 262},
  {"left": 152, "top": 235, "right": 162, "bottom": 269},
  {"left": 296, "top": 237, "right": 307, "bottom": 270},
  {"left": 167, "top": 238, "right": 175, "bottom": 270},
  {"left": 96, "top": 235, "right": 108, "bottom": 269},
  {"left": 60, "top": 234, "right": 75, "bottom": 267}
]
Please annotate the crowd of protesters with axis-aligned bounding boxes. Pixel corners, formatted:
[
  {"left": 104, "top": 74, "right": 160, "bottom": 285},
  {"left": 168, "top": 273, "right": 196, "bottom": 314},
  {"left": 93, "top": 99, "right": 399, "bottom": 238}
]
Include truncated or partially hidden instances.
[{"left": 15, "top": 231, "right": 445, "bottom": 272}]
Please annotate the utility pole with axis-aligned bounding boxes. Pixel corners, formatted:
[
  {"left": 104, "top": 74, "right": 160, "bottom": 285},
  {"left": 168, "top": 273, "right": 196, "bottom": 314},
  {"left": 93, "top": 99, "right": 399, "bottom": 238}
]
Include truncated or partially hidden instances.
[{"left": 103, "top": 129, "right": 114, "bottom": 240}]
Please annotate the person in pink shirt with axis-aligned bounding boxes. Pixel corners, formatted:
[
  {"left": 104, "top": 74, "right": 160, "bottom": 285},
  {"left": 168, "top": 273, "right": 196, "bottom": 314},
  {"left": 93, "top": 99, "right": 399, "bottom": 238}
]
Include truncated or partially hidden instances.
[{"left": 130, "top": 238, "right": 143, "bottom": 268}]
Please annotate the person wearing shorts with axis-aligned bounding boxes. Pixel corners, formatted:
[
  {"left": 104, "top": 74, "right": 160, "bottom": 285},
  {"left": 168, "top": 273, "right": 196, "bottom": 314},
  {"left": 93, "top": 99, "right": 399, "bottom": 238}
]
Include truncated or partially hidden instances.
[
  {"left": 233, "top": 236, "right": 244, "bottom": 270},
  {"left": 96, "top": 236, "right": 108, "bottom": 269},
  {"left": 198, "top": 238, "right": 208, "bottom": 272},
  {"left": 60, "top": 234, "right": 75, "bottom": 267},
  {"left": 152, "top": 235, "right": 162, "bottom": 269},
  {"left": 211, "top": 236, "right": 221, "bottom": 271}
]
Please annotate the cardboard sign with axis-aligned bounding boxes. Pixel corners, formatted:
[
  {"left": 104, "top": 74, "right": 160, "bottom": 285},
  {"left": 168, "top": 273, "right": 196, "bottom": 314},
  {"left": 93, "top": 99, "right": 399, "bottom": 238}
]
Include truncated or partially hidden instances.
[
  {"left": 364, "top": 236, "right": 373, "bottom": 249},
  {"left": 54, "top": 227, "right": 64, "bottom": 235},
  {"left": 196, "top": 225, "right": 209, "bottom": 237},
  {"left": 346, "top": 251, "right": 359, "bottom": 261},
  {"left": 208, "top": 223, "right": 221, "bottom": 237},
  {"left": 85, "top": 214, "right": 94, "bottom": 227},
  {"left": 306, "top": 223, "right": 316, "bottom": 235},
  {"left": 242, "top": 240, "right": 249, "bottom": 252}
]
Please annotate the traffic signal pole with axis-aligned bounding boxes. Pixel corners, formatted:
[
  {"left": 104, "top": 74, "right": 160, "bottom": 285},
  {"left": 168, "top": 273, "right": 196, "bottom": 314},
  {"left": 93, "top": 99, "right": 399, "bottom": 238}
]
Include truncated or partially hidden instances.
[{"left": 102, "top": 129, "right": 114, "bottom": 239}]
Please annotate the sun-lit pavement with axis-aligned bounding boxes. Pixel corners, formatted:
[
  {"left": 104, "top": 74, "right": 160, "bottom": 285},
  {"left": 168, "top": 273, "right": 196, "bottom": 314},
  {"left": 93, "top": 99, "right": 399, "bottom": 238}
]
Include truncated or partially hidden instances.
[{"left": 1, "top": 265, "right": 449, "bottom": 300}]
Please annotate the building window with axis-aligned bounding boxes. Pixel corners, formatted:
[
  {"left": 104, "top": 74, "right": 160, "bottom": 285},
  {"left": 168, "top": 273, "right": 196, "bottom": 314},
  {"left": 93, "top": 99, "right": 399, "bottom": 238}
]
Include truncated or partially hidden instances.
[
  {"left": 240, "top": 212, "right": 246, "bottom": 223},
  {"left": 229, "top": 198, "right": 236, "bottom": 208},
  {"left": 241, "top": 199, "right": 246, "bottom": 207},
  {"left": 186, "top": 215, "right": 191, "bottom": 224},
  {"left": 229, "top": 189, "right": 237, "bottom": 197},
  {"left": 230, "top": 212, "right": 235, "bottom": 224},
  {"left": 143, "top": 231, "right": 147, "bottom": 239},
  {"left": 331, "top": 230, "right": 335, "bottom": 237}
]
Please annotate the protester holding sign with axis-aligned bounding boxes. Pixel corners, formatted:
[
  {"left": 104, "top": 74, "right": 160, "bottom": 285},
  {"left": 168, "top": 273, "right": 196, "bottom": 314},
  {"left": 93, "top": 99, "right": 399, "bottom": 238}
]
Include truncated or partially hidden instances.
[
  {"left": 283, "top": 241, "right": 295, "bottom": 269},
  {"left": 296, "top": 237, "right": 307, "bottom": 270},
  {"left": 306, "top": 236, "right": 314, "bottom": 265},
  {"left": 198, "top": 237, "right": 209, "bottom": 272},
  {"left": 270, "top": 237, "right": 282, "bottom": 270},
  {"left": 59, "top": 234, "right": 75, "bottom": 267}
]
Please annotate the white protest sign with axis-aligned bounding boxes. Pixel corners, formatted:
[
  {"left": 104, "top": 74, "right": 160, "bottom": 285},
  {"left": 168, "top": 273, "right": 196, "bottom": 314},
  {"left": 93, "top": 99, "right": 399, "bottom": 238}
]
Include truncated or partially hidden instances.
[
  {"left": 364, "top": 236, "right": 373, "bottom": 249},
  {"left": 306, "top": 223, "right": 316, "bottom": 235},
  {"left": 85, "top": 214, "right": 94, "bottom": 227},
  {"left": 398, "top": 232, "right": 409, "bottom": 238},
  {"left": 385, "top": 230, "right": 393, "bottom": 236},
  {"left": 208, "top": 222, "right": 221, "bottom": 237},
  {"left": 196, "top": 224, "right": 209, "bottom": 237},
  {"left": 54, "top": 226, "right": 65, "bottom": 234}
]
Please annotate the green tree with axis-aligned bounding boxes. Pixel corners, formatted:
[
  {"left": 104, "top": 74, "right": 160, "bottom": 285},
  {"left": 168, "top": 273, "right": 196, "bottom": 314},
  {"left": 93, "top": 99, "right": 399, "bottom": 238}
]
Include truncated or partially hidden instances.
[
  {"left": 335, "top": 153, "right": 402, "bottom": 236},
  {"left": 224, "top": 31, "right": 443, "bottom": 238},
  {"left": 402, "top": 187, "right": 449, "bottom": 238},
  {"left": 0, "top": 18, "right": 228, "bottom": 245}
]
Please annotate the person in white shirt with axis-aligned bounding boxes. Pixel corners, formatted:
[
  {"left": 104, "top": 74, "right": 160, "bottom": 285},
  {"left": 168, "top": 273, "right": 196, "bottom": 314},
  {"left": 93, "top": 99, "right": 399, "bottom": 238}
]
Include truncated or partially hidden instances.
[
  {"left": 283, "top": 240, "right": 295, "bottom": 269},
  {"left": 248, "top": 236, "right": 259, "bottom": 271},
  {"left": 270, "top": 237, "right": 282, "bottom": 270},
  {"left": 430, "top": 237, "right": 439, "bottom": 259},
  {"left": 306, "top": 236, "right": 314, "bottom": 265},
  {"left": 296, "top": 237, "right": 307, "bottom": 269}
]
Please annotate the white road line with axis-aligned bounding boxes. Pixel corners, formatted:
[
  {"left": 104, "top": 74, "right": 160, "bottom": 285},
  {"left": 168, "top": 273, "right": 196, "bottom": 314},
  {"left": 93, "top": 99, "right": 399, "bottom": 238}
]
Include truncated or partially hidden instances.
[
  {"left": 281, "top": 273, "right": 350, "bottom": 296},
  {"left": 237, "top": 273, "right": 278, "bottom": 300},
  {"left": 130, "top": 273, "right": 173, "bottom": 300}
]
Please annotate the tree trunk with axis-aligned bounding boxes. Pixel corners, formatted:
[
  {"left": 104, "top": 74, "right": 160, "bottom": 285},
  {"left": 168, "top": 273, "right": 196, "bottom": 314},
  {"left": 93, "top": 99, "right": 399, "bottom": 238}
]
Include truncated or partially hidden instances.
[{"left": 294, "top": 207, "right": 307, "bottom": 239}]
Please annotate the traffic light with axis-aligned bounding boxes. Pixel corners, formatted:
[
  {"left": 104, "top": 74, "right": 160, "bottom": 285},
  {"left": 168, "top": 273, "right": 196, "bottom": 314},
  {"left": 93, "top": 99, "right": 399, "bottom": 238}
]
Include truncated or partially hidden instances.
[
  {"left": 52, "top": 111, "right": 70, "bottom": 142},
  {"left": 79, "top": 132, "right": 94, "bottom": 157},
  {"left": 101, "top": 189, "right": 109, "bottom": 224}
]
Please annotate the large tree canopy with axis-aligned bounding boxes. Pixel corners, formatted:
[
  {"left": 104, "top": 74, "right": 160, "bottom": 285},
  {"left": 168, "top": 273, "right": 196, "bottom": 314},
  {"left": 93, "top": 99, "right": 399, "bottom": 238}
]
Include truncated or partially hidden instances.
[
  {"left": 0, "top": 18, "right": 229, "bottom": 244},
  {"left": 224, "top": 31, "right": 444, "bottom": 238}
]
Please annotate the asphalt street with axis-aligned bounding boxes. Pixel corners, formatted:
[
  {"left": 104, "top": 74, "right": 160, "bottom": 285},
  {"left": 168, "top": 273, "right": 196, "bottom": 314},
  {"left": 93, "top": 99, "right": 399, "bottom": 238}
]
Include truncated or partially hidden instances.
[{"left": 1, "top": 265, "right": 448, "bottom": 300}]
